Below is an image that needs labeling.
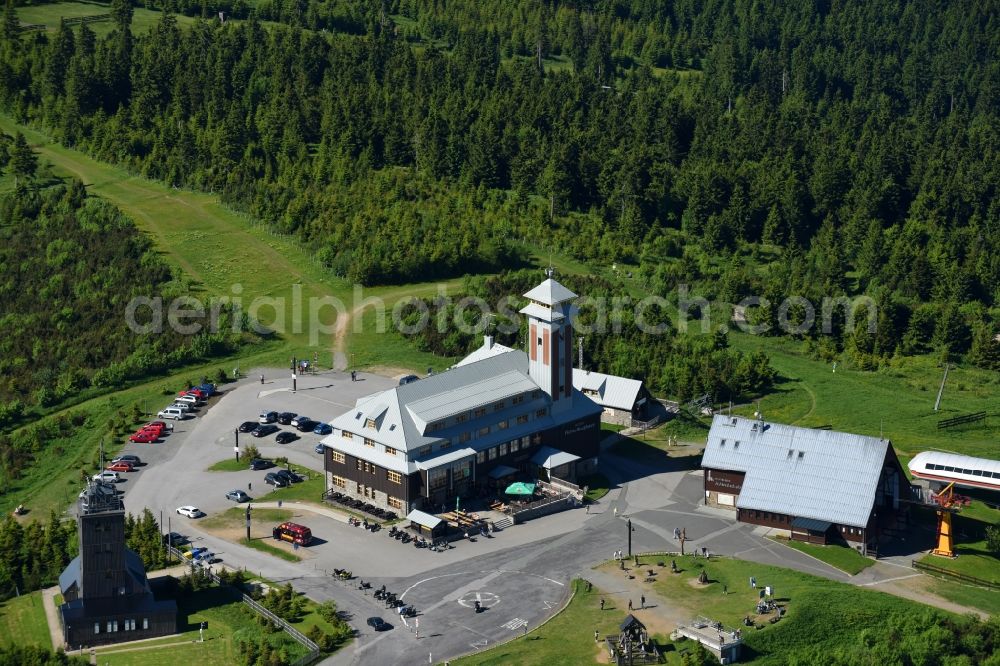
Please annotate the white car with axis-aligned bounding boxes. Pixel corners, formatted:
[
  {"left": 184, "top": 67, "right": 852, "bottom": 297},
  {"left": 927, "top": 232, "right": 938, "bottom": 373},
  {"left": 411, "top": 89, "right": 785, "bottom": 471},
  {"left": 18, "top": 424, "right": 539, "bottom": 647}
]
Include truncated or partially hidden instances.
[
  {"left": 169, "top": 401, "right": 194, "bottom": 412},
  {"left": 176, "top": 394, "right": 200, "bottom": 405},
  {"left": 93, "top": 471, "right": 120, "bottom": 483},
  {"left": 176, "top": 506, "right": 203, "bottom": 518}
]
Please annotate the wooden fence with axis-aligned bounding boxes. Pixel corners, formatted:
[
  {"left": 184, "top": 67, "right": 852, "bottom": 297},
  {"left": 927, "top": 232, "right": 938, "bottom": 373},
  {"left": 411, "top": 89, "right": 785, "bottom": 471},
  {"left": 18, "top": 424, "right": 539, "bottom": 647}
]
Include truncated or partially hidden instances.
[
  {"left": 937, "top": 411, "right": 987, "bottom": 429},
  {"left": 911, "top": 558, "right": 1000, "bottom": 589},
  {"left": 166, "top": 545, "right": 322, "bottom": 662}
]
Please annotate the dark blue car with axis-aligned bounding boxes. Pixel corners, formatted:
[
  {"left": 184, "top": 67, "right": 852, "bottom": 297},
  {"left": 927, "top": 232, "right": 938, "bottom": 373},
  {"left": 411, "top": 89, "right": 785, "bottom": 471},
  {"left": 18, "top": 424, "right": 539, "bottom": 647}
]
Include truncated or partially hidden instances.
[{"left": 313, "top": 422, "right": 332, "bottom": 435}]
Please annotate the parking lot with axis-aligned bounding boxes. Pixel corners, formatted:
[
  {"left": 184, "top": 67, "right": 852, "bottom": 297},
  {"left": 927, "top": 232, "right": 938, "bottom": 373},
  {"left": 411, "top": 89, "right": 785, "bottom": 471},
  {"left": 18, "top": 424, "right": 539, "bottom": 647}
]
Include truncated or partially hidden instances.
[
  {"left": 107, "top": 366, "right": 869, "bottom": 666},
  {"left": 120, "top": 368, "right": 397, "bottom": 522}
]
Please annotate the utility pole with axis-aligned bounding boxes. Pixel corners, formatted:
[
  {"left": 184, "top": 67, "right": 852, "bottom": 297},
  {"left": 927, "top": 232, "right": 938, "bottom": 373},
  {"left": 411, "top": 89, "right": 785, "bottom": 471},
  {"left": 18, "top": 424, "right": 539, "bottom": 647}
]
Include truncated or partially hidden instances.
[
  {"left": 627, "top": 517, "right": 633, "bottom": 558},
  {"left": 234, "top": 428, "right": 240, "bottom": 461},
  {"left": 679, "top": 527, "right": 687, "bottom": 556},
  {"left": 245, "top": 504, "right": 251, "bottom": 542},
  {"left": 933, "top": 363, "right": 951, "bottom": 411},
  {"left": 578, "top": 337, "right": 584, "bottom": 370}
]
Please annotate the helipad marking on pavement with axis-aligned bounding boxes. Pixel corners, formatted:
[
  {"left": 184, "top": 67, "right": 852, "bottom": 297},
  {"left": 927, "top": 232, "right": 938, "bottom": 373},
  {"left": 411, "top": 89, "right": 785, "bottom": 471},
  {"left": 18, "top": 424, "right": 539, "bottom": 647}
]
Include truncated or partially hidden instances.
[
  {"left": 458, "top": 591, "right": 500, "bottom": 608},
  {"left": 501, "top": 618, "right": 528, "bottom": 631},
  {"left": 542, "top": 600, "right": 555, "bottom": 609},
  {"left": 470, "top": 639, "right": 488, "bottom": 649}
]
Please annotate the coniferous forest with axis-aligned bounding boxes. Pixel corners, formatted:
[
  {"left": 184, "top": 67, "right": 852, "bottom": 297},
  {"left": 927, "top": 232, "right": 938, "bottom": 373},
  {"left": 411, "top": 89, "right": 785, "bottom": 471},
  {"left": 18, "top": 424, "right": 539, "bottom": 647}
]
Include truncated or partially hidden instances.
[
  {"left": 0, "top": 176, "right": 257, "bottom": 413},
  {"left": 0, "top": 0, "right": 997, "bottom": 372}
]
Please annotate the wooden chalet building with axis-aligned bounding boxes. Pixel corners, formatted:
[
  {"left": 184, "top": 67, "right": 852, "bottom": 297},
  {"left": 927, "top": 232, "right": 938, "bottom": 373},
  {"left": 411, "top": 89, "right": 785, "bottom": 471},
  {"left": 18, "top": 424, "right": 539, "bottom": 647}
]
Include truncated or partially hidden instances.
[
  {"left": 701, "top": 415, "right": 911, "bottom": 553},
  {"left": 319, "top": 275, "right": 603, "bottom": 515}
]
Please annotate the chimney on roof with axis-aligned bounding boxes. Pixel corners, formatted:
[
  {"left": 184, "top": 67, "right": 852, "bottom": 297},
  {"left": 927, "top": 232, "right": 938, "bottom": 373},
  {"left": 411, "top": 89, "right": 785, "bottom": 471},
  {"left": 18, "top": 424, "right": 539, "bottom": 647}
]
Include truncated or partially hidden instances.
[{"left": 484, "top": 334, "right": 494, "bottom": 350}]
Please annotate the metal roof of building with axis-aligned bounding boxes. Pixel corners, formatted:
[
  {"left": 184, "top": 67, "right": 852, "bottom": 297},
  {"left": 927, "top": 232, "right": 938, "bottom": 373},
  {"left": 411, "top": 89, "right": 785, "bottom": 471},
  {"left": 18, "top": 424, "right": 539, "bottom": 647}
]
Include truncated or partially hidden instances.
[
  {"left": 572, "top": 369, "right": 644, "bottom": 411},
  {"left": 488, "top": 464, "right": 518, "bottom": 479},
  {"left": 531, "top": 446, "right": 581, "bottom": 469},
  {"left": 523, "top": 278, "right": 577, "bottom": 306},
  {"left": 415, "top": 447, "right": 476, "bottom": 471},
  {"left": 519, "top": 301, "right": 565, "bottom": 322},
  {"left": 790, "top": 516, "right": 832, "bottom": 532},
  {"left": 406, "top": 509, "right": 443, "bottom": 530},
  {"left": 406, "top": 370, "right": 538, "bottom": 425},
  {"left": 702, "top": 415, "right": 891, "bottom": 528},
  {"left": 454, "top": 337, "right": 515, "bottom": 368},
  {"left": 327, "top": 351, "right": 533, "bottom": 453}
]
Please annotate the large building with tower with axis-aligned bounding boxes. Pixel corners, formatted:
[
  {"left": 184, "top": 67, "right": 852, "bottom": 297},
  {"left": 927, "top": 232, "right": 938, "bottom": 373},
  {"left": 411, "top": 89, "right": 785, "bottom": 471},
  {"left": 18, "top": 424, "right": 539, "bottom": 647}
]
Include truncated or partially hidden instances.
[
  {"left": 701, "top": 415, "right": 911, "bottom": 554},
  {"left": 58, "top": 481, "right": 176, "bottom": 647},
  {"left": 320, "top": 275, "right": 604, "bottom": 515}
]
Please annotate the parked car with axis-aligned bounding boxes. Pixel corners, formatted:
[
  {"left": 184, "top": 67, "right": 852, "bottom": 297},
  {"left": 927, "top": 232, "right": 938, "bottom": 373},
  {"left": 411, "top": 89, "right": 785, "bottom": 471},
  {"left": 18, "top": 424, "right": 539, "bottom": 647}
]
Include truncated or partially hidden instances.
[
  {"left": 398, "top": 375, "right": 419, "bottom": 386},
  {"left": 157, "top": 407, "right": 187, "bottom": 420},
  {"left": 290, "top": 415, "right": 311, "bottom": 428},
  {"left": 313, "top": 423, "right": 333, "bottom": 435},
  {"left": 366, "top": 617, "right": 390, "bottom": 631},
  {"left": 314, "top": 442, "right": 325, "bottom": 454},
  {"left": 112, "top": 455, "right": 142, "bottom": 465},
  {"left": 264, "top": 472, "right": 288, "bottom": 487},
  {"left": 169, "top": 401, "right": 194, "bottom": 413},
  {"left": 275, "top": 431, "right": 298, "bottom": 444},
  {"left": 93, "top": 471, "right": 120, "bottom": 483},
  {"left": 105, "top": 462, "right": 133, "bottom": 473},
  {"left": 252, "top": 424, "right": 279, "bottom": 438},
  {"left": 225, "top": 490, "right": 250, "bottom": 502},
  {"left": 162, "top": 531, "right": 188, "bottom": 546},
  {"left": 176, "top": 506, "right": 203, "bottom": 518},
  {"left": 197, "top": 383, "right": 216, "bottom": 396},
  {"left": 249, "top": 459, "right": 273, "bottom": 471},
  {"left": 274, "top": 469, "right": 300, "bottom": 484},
  {"left": 175, "top": 394, "right": 201, "bottom": 405},
  {"left": 181, "top": 388, "right": 207, "bottom": 399},
  {"left": 277, "top": 412, "right": 297, "bottom": 425},
  {"left": 129, "top": 430, "right": 158, "bottom": 443},
  {"left": 259, "top": 411, "right": 278, "bottom": 424},
  {"left": 238, "top": 421, "right": 258, "bottom": 433},
  {"left": 142, "top": 422, "right": 167, "bottom": 433},
  {"left": 295, "top": 419, "right": 318, "bottom": 432}
]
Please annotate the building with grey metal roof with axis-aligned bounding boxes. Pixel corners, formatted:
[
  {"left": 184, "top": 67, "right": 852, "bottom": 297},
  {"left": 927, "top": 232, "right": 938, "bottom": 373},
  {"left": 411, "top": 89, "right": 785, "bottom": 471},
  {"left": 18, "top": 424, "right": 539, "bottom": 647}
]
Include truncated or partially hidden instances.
[
  {"left": 320, "top": 275, "right": 603, "bottom": 516},
  {"left": 701, "top": 415, "right": 911, "bottom": 553},
  {"left": 456, "top": 339, "right": 650, "bottom": 426}
]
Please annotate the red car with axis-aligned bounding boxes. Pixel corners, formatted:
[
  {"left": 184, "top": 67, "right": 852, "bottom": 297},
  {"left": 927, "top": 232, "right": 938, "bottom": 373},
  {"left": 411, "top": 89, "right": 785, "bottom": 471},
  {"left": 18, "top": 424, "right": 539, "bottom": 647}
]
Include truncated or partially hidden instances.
[
  {"left": 106, "top": 462, "right": 134, "bottom": 472},
  {"left": 180, "top": 388, "right": 207, "bottom": 399},
  {"left": 141, "top": 423, "right": 166, "bottom": 435},
  {"left": 145, "top": 421, "right": 167, "bottom": 430},
  {"left": 129, "top": 430, "right": 159, "bottom": 443}
]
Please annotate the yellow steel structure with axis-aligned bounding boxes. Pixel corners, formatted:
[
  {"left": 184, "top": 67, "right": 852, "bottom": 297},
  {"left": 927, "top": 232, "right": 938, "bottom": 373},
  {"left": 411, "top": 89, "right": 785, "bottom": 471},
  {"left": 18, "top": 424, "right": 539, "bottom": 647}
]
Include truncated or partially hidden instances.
[{"left": 931, "top": 482, "right": 958, "bottom": 558}]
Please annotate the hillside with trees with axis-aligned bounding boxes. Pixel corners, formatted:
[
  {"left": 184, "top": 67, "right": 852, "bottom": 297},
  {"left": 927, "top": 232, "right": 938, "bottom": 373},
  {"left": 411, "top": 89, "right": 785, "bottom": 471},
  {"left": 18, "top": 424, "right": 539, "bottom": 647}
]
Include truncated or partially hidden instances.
[
  {"left": 0, "top": 160, "right": 258, "bottom": 420},
  {"left": 1, "top": 0, "right": 997, "bottom": 372},
  {"left": 403, "top": 269, "right": 775, "bottom": 403}
]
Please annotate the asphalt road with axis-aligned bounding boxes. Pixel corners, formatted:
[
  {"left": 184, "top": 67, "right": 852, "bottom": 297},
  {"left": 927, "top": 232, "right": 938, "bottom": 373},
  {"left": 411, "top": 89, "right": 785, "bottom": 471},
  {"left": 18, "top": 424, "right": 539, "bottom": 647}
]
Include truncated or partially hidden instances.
[{"left": 115, "top": 368, "right": 927, "bottom": 665}]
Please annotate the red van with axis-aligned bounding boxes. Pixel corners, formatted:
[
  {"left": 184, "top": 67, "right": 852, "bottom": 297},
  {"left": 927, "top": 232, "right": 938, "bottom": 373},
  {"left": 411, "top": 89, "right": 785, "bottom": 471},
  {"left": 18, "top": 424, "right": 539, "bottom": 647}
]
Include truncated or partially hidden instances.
[{"left": 272, "top": 522, "right": 312, "bottom": 546}]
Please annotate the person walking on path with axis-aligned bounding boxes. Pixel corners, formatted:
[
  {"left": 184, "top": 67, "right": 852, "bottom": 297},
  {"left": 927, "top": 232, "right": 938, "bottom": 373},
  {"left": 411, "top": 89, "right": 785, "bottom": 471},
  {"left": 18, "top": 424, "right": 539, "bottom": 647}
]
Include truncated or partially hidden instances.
[
  {"left": 613, "top": 506, "right": 618, "bottom": 517},
  {"left": 248, "top": 482, "right": 252, "bottom": 491},
  {"left": 640, "top": 595, "right": 645, "bottom": 609},
  {"left": 750, "top": 576, "right": 756, "bottom": 589},
  {"left": 723, "top": 584, "right": 728, "bottom": 595},
  {"left": 594, "top": 629, "right": 599, "bottom": 642},
  {"left": 628, "top": 599, "right": 633, "bottom": 612},
  {"left": 600, "top": 598, "right": 605, "bottom": 611}
]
